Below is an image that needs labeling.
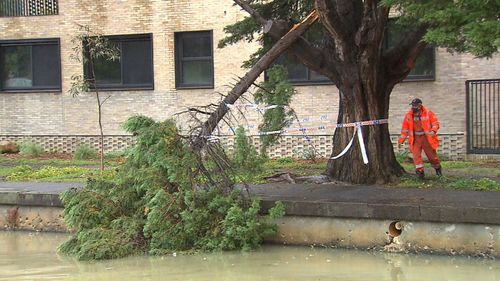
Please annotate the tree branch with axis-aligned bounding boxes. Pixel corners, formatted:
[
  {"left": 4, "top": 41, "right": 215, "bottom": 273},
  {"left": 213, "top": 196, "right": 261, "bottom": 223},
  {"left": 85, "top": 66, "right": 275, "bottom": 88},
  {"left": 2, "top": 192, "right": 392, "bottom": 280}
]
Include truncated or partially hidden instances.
[
  {"left": 384, "top": 23, "right": 429, "bottom": 83},
  {"left": 192, "top": 10, "right": 319, "bottom": 150},
  {"left": 233, "top": 0, "right": 342, "bottom": 82},
  {"left": 314, "top": 0, "right": 363, "bottom": 56}
]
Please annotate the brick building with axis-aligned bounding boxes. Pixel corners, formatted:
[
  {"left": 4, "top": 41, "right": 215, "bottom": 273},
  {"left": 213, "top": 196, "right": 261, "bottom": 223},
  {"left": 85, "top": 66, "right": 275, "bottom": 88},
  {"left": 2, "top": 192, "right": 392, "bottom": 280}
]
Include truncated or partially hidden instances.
[{"left": 0, "top": 0, "right": 499, "bottom": 159}]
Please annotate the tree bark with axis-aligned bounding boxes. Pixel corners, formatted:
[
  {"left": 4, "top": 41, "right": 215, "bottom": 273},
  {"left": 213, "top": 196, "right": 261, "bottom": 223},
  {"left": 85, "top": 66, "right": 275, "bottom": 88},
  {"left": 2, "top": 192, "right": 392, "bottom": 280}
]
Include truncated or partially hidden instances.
[{"left": 326, "top": 79, "right": 404, "bottom": 184}]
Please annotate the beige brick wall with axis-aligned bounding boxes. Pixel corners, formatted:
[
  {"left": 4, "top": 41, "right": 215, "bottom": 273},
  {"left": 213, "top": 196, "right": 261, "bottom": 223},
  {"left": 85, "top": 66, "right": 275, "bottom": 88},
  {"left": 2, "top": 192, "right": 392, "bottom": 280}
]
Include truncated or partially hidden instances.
[{"left": 1, "top": 0, "right": 499, "bottom": 158}]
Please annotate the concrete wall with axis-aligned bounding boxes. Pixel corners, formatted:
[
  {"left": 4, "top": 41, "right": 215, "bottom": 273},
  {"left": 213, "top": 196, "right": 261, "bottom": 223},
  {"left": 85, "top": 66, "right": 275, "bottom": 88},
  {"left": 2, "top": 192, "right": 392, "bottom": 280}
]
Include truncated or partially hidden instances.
[
  {"left": 2, "top": 204, "right": 499, "bottom": 257},
  {"left": 268, "top": 216, "right": 500, "bottom": 258},
  {"left": 0, "top": 205, "right": 66, "bottom": 232},
  {"left": 1, "top": 0, "right": 500, "bottom": 157}
]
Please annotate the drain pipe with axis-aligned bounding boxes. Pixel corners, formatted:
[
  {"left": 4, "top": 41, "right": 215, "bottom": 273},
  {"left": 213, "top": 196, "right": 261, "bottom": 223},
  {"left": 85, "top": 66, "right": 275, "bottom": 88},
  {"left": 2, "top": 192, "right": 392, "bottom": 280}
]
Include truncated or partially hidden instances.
[{"left": 386, "top": 221, "right": 403, "bottom": 245}]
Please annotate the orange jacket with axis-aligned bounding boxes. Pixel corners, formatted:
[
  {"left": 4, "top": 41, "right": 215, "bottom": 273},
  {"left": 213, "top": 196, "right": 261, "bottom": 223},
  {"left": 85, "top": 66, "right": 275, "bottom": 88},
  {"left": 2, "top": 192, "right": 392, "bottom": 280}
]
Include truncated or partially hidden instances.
[{"left": 398, "top": 105, "right": 440, "bottom": 150}]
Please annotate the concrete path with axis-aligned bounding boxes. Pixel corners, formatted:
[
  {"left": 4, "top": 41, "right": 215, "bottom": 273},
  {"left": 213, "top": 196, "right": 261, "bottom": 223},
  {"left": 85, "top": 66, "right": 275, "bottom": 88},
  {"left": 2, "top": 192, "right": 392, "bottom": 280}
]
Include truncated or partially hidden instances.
[{"left": 0, "top": 181, "right": 499, "bottom": 224}]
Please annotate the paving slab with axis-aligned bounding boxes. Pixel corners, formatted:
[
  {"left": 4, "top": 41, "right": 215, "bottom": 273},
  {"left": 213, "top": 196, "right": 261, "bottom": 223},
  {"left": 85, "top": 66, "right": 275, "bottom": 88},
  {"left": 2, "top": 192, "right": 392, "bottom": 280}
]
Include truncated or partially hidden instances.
[{"left": 0, "top": 182, "right": 499, "bottom": 224}]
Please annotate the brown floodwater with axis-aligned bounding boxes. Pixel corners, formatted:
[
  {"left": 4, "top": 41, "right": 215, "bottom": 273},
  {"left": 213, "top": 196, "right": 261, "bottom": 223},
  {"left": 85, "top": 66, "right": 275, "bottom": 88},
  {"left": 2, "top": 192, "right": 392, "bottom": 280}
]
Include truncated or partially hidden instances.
[{"left": 0, "top": 231, "right": 499, "bottom": 281}]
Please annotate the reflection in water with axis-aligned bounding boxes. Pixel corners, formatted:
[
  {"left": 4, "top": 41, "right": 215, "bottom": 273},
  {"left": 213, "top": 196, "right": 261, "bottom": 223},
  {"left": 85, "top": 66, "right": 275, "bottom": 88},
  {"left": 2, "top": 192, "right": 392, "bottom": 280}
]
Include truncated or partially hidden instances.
[{"left": 0, "top": 231, "right": 499, "bottom": 281}]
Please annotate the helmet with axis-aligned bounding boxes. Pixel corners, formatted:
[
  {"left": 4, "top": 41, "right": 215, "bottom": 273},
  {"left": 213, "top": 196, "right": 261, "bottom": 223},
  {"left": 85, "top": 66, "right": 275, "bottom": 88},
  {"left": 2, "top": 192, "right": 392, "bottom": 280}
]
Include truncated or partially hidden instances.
[{"left": 410, "top": 98, "right": 422, "bottom": 106}]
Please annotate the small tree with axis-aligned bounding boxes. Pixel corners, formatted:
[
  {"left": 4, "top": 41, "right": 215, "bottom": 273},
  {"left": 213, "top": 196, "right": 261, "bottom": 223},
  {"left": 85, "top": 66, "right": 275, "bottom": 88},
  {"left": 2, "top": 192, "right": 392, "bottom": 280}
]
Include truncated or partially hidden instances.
[{"left": 69, "top": 25, "right": 120, "bottom": 174}]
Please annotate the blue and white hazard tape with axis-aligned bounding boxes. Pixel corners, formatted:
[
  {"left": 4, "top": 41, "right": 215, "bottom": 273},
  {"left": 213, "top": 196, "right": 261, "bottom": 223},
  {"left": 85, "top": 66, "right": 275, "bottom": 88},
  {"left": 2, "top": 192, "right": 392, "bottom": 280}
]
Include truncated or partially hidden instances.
[{"left": 329, "top": 119, "right": 388, "bottom": 164}]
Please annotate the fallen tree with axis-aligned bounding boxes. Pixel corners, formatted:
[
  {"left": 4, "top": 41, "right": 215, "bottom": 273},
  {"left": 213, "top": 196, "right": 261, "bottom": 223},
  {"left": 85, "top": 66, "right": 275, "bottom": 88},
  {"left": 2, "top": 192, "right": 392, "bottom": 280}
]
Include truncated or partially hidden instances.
[{"left": 58, "top": 13, "right": 318, "bottom": 260}]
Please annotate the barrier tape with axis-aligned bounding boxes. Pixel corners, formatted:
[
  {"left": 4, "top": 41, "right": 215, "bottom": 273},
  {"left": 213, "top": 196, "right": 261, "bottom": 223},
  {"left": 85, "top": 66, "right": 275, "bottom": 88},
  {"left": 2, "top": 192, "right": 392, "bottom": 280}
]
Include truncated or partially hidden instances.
[
  {"left": 221, "top": 102, "right": 387, "bottom": 164},
  {"left": 329, "top": 120, "right": 388, "bottom": 164},
  {"left": 258, "top": 119, "right": 388, "bottom": 136},
  {"left": 205, "top": 118, "right": 386, "bottom": 136}
]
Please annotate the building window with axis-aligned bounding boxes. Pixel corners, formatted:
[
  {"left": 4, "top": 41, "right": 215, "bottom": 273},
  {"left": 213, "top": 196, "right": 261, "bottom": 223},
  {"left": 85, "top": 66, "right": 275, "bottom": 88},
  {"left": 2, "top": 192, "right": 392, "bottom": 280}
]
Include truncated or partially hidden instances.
[
  {"left": 84, "top": 34, "right": 154, "bottom": 90},
  {"left": 175, "top": 31, "right": 214, "bottom": 89},
  {"left": 386, "top": 20, "right": 435, "bottom": 81},
  {"left": 268, "top": 56, "right": 331, "bottom": 85},
  {"left": 0, "top": 38, "right": 61, "bottom": 92},
  {"left": 0, "top": 0, "right": 58, "bottom": 17}
]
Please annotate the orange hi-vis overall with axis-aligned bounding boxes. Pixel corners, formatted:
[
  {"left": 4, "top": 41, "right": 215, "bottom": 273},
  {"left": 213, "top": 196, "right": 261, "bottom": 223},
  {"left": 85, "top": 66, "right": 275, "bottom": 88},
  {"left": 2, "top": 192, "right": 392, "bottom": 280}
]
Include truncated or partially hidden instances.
[{"left": 398, "top": 105, "right": 441, "bottom": 171}]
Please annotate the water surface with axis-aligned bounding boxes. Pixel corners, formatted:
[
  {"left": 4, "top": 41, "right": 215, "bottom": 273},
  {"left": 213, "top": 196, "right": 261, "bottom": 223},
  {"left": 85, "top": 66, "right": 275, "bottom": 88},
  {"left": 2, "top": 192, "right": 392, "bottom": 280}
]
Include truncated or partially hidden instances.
[{"left": 0, "top": 231, "right": 499, "bottom": 281}]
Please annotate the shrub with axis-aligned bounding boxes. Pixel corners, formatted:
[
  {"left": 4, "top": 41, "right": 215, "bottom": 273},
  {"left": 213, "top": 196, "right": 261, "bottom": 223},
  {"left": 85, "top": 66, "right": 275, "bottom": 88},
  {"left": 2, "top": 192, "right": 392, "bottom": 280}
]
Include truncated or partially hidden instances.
[
  {"left": 276, "top": 157, "right": 294, "bottom": 164},
  {"left": 293, "top": 147, "right": 317, "bottom": 161},
  {"left": 59, "top": 116, "right": 284, "bottom": 260},
  {"left": 231, "top": 126, "right": 265, "bottom": 181},
  {"left": 19, "top": 141, "right": 44, "bottom": 157},
  {"left": 395, "top": 151, "right": 411, "bottom": 163},
  {"left": 105, "top": 149, "right": 129, "bottom": 159},
  {"left": 74, "top": 144, "right": 97, "bottom": 160}
]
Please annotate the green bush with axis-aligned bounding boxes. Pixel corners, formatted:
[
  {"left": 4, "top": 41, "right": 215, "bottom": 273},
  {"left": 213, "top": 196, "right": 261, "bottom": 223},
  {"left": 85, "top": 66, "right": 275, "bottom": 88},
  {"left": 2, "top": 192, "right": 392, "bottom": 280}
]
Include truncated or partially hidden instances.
[
  {"left": 74, "top": 144, "right": 97, "bottom": 160},
  {"left": 275, "top": 157, "right": 294, "bottom": 164},
  {"left": 395, "top": 151, "right": 411, "bottom": 163},
  {"left": 231, "top": 126, "right": 265, "bottom": 182},
  {"left": 105, "top": 149, "right": 129, "bottom": 159},
  {"left": 59, "top": 116, "right": 284, "bottom": 260},
  {"left": 293, "top": 147, "right": 317, "bottom": 161},
  {"left": 254, "top": 65, "right": 296, "bottom": 151},
  {"left": 19, "top": 141, "right": 44, "bottom": 157}
]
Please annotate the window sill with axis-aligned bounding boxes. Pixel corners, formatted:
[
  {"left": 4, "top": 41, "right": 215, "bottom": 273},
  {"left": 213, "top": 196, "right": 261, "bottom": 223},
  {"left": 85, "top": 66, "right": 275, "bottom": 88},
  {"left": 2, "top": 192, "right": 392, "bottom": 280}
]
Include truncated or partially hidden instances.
[
  {"left": 0, "top": 88, "right": 61, "bottom": 93},
  {"left": 402, "top": 76, "right": 435, "bottom": 82},
  {"left": 176, "top": 85, "right": 214, "bottom": 90},
  {"left": 88, "top": 86, "right": 154, "bottom": 92},
  {"left": 290, "top": 81, "right": 334, "bottom": 86}
]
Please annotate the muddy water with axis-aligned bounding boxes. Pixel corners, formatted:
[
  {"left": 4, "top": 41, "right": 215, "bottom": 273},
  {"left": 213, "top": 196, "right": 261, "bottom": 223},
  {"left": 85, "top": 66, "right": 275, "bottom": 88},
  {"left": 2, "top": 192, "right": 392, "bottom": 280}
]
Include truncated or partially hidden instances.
[{"left": 0, "top": 231, "right": 499, "bottom": 281}]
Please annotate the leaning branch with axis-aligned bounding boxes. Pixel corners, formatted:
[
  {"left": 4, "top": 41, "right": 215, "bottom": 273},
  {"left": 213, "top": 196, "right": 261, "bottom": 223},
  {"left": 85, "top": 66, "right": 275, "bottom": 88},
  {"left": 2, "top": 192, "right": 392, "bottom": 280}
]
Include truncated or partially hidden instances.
[
  {"left": 192, "top": 10, "right": 319, "bottom": 150},
  {"left": 234, "top": 0, "right": 341, "bottom": 83}
]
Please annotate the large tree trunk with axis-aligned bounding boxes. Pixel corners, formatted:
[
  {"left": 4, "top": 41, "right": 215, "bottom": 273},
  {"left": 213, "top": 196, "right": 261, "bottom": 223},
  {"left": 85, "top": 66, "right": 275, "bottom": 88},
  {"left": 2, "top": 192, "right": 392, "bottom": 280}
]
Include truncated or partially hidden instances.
[
  {"left": 231, "top": 0, "right": 428, "bottom": 184},
  {"left": 326, "top": 69, "right": 404, "bottom": 184}
]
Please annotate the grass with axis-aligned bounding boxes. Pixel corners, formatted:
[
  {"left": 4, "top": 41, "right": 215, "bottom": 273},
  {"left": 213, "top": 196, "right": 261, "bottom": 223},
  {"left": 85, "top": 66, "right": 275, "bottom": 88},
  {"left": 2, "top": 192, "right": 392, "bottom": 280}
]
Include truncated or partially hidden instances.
[
  {"left": 395, "top": 174, "right": 500, "bottom": 191},
  {"left": 1, "top": 153, "right": 499, "bottom": 191},
  {"left": 0, "top": 153, "right": 123, "bottom": 182}
]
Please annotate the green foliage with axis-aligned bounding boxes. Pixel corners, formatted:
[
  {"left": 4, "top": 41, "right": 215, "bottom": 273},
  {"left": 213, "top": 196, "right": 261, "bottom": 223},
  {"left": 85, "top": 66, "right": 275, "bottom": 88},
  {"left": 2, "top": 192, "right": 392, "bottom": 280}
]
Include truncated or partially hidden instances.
[
  {"left": 395, "top": 151, "right": 412, "bottom": 164},
  {"left": 255, "top": 65, "right": 296, "bottom": 150},
  {"left": 105, "top": 149, "right": 129, "bottom": 160},
  {"left": 69, "top": 25, "right": 120, "bottom": 97},
  {"left": 232, "top": 126, "right": 266, "bottom": 182},
  {"left": 275, "top": 157, "right": 294, "bottom": 164},
  {"left": 293, "top": 147, "right": 317, "bottom": 161},
  {"left": 59, "top": 116, "right": 284, "bottom": 260},
  {"left": 18, "top": 141, "right": 44, "bottom": 157},
  {"left": 381, "top": 0, "right": 500, "bottom": 58},
  {"left": 450, "top": 177, "right": 500, "bottom": 191},
  {"left": 398, "top": 174, "right": 500, "bottom": 191},
  {"left": 73, "top": 144, "right": 97, "bottom": 160},
  {"left": 218, "top": 0, "right": 320, "bottom": 68},
  {"left": 222, "top": 0, "right": 499, "bottom": 68},
  {"left": 5, "top": 165, "right": 111, "bottom": 182}
]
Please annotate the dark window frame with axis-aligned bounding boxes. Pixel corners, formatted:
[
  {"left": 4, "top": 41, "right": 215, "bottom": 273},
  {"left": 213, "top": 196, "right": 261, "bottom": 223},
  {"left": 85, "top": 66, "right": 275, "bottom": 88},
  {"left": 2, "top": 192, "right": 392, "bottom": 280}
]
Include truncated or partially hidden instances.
[
  {"left": 0, "top": 38, "right": 61, "bottom": 93},
  {"left": 385, "top": 20, "right": 436, "bottom": 82},
  {"left": 0, "top": 0, "right": 59, "bottom": 17},
  {"left": 84, "top": 33, "right": 154, "bottom": 91},
  {"left": 175, "top": 30, "right": 214, "bottom": 89},
  {"left": 266, "top": 56, "right": 333, "bottom": 86}
]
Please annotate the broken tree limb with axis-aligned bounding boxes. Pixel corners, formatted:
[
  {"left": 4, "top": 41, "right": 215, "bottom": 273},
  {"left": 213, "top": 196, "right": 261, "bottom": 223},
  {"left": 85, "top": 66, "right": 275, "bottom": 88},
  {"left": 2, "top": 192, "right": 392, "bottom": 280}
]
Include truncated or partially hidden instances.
[{"left": 192, "top": 10, "right": 319, "bottom": 150}]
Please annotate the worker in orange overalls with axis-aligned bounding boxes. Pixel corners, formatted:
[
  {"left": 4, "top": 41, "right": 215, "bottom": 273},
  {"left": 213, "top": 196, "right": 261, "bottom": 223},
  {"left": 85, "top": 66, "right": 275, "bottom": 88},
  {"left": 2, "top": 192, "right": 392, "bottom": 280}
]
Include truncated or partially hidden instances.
[{"left": 398, "top": 98, "right": 442, "bottom": 180}]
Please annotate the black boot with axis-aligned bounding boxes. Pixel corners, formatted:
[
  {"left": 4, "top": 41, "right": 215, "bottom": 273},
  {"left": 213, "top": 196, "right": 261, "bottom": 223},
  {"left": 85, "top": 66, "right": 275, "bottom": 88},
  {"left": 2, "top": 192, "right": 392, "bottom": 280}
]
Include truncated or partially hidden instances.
[
  {"left": 435, "top": 167, "right": 442, "bottom": 177},
  {"left": 416, "top": 170, "right": 425, "bottom": 180}
]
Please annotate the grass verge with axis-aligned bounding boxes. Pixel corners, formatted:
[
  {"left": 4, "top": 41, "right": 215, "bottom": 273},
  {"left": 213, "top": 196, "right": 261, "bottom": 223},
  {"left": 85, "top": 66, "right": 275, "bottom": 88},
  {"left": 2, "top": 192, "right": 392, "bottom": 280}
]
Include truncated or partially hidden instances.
[{"left": 1, "top": 154, "right": 499, "bottom": 191}]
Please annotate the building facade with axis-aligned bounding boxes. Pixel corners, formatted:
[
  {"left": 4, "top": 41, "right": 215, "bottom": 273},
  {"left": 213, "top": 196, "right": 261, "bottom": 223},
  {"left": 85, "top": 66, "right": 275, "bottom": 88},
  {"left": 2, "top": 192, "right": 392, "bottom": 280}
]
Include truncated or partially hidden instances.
[{"left": 0, "top": 0, "right": 499, "bottom": 159}]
